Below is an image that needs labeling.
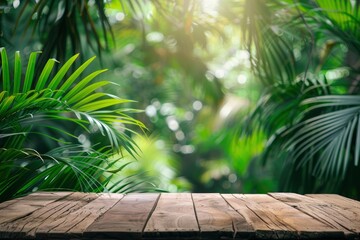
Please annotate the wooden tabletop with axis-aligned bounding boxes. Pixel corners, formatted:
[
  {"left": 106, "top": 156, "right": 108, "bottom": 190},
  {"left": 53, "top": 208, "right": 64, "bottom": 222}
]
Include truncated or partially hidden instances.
[{"left": 0, "top": 192, "right": 359, "bottom": 239}]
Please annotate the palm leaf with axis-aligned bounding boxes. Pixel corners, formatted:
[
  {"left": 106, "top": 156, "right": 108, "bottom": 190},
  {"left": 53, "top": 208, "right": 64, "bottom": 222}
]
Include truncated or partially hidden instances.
[
  {"left": 35, "top": 58, "right": 58, "bottom": 91},
  {"left": 238, "top": 0, "right": 298, "bottom": 85},
  {"left": 53, "top": 56, "right": 96, "bottom": 99},
  {"left": 264, "top": 95, "right": 360, "bottom": 192},
  {"left": 298, "top": 0, "right": 360, "bottom": 55},
  {"left": 13, "top": 51, "right": 22, "bottom": 94},
  {"left": 0, "top": 48, "right": 146, "bottom": 201},
  {"left": 48, "top": 54, "right": 80, "bottom": 90},
  {"left": 15, "top": 0, "right": 114, "bottom": 66},
  {"left": 0, "top": 48, "right": 11, "bottom": 92},
  {"left": 23, "top": 51, "right": 41, "bottom": 92}
]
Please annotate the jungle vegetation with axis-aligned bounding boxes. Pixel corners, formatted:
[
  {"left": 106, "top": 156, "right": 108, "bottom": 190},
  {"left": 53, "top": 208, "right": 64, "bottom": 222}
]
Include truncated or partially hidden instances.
[{"left": 1, "top": 0, "right": 360, "bottom": 201}]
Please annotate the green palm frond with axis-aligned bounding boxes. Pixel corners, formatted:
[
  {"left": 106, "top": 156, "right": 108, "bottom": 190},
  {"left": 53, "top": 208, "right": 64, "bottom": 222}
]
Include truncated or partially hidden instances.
[
  {"left": 0, "top": 48, "right": 145, "bottom": 151},
  {"left": 262, "top": 94, "right": 360, "bottom": 193},
  {"left": 296, "top": 96, "right": 360, "bottom": 175},
  {"left": 244, "top": 77, "right": 330, "bottom": 137},
  {"left": 0, "top": 146, "right": 146, "bottom": 200},
  {"left": 239, "top": 0, "right": 360, "bottom": 85},
  {"left": 13, "top": 0, "right": 113, "bottom": 68},
  {"left": 241, "top": 0, "right": 360, "bottom": 196},
  {"left": 238, "top": 0, "right": 299, "bottom": 85},
  {"left": 0, "top": 48, "right": 147, "bottom": 201},
  {"left": 300, "top": 0, "right": 360, "bottom": 53}
]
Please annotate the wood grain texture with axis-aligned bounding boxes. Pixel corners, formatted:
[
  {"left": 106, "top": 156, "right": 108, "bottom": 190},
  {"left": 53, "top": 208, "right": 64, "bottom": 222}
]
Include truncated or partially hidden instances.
[
  {"left": 270, "top": 193, "right": 356, "bottom": 238},
  {"left": 306, "top": 194, "right": 360, "bottom": 234},
  {"left": 0, "top": 191, "right": 71, "bottom": 227},
  {"left": 193, "top": 193, "right": 254, "bottom": 239},
  {"left": 35, "top": 193, "right": 123, "bottom": 239},
  {"left": 224, "top": 194, "right": 344, "bottom": 239},
  {"left": 0, "top": 192, "right": 97, "bottom": 239},
  {"left": 0, "top": 197, "right": 24, "bottom": 211},
  {"left": 84, "top": 193, "right": 159, "bottom": 239},
  {"left": 0, "top": 192, "right": 359, "bottom": 239},
  {"left": 223, "top": 194, "right": 275, "bottom": 239},
  {"left": 307, "top": 194, "right": 360, "bottom": 210},
  {"left": 144, "top": 193, "right": 199, "bottom": 238},
  {"left": 251, "top": 194, "right": 343, "bottom": 238}
]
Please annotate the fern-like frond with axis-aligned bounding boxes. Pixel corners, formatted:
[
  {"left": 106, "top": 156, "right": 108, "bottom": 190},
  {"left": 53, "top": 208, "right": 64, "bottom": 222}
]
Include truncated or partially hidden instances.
[{"left": 0, "top": 48, "right": 147, "bottom": 201}]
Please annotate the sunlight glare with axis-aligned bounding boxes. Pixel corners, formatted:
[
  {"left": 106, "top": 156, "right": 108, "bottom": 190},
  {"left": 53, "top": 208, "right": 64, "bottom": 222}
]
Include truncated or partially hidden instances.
[
  {"left": 116, "top": 12, "right": 125, "bottom": 21},
  {"left": 237, "top": 74, "right": 247, "bottom": 84},
  {"left": 193, "top": 101, "right": 203, "bottom": 111},
  {"left": 13, "top": 0, "right": 20, "bottom": 8},
  {"left": 220, "top": 103, "right": 233, "bottom": 119},
  {"left": 201, "top": 0, "right": 219, "bottom": 15}
]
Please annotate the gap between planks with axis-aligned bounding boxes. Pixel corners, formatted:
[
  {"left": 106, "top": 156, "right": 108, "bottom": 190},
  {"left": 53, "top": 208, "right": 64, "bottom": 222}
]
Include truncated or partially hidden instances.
[
  {"left": 141, "top": 193, "right": 161, "bottom": 234},
  {"left": 190, "top": 193, "right": 201, "bottom": 235},
  {"left": 84, "top": 193, "right": 160, "bottom": 239},
  {"left": 143, "top": 193, "right": 200, "bottom": 238}
]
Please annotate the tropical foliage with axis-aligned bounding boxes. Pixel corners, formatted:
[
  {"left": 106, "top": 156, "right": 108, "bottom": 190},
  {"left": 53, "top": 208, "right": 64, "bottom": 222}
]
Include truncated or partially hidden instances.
[
  {"left": 241, "top": 0, "right": 360, "bottom": 197},
  {"left": 0, "top": 48, "right": 145, "bottom": 201},
  {"left": 1, "top": 0, "right": 360, "bottom": 200}
]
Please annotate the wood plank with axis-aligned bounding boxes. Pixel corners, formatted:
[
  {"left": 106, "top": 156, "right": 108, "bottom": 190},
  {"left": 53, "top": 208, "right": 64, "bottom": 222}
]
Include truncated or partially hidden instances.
[
  {"left": 0, "top": 198, "right": 22, "bottom": 211},
  {"left": 0, "top": 192, "right": 58, "bottom": 210},
  {"left": 223, "top": 194, "right": 277, "bottom": 239},
  {"left": 192, "top": 193, "right": 254, "bottom": 239},
  {"left": 224, "top": 194, "right": 343, "bottom": 239},
  {"left": 0, "top": 192, "right": 71, "bottom": 225},
  {"left": 0, "top": 193, "right": 37, "bottom": 210},
  {"left": 84, "top": 193, "right": 159, "bottom": 239},
  {"left": 0, "top": 192, "right": 98, "bottom": 239},
  {"left": 270, "top": 193, "right": 356, "bottom": 238},
  {"left": 0, "top": 192, "right": 358, "bottom": 239},
  {"left": 250, "top": 194, "right": 343, "bottom": 238},
  {"left": 35, "top": 193, "right": 124, "bottom": 239},
  {"left": 306, "top": 194, "right": 360, "bottom": 235},
  {"left": 307, "top": 194, "right": 360, "bottom": 210},
  {"left": 143, "top": 193, "right": 199, "bottom": 238}
]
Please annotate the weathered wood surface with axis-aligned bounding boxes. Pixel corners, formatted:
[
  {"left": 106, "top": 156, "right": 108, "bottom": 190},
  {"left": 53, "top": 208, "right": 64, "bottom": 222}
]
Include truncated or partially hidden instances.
[
  {"left": 223, "top": 194, "right": 344, "bottom": 239},
  {"left": 37, "top": 193, "right": 124, "bottom": 239},
  {"left": 0, "top": 192, "right": 359, "bottom": 239},
  {"left": 193, "top": 193, "right": 253, "bottom": 239},
  {"left": 270, "top": 193, "right": 360, "bottom": 238},
  {"left": 144, "top": 193, "right": 199, "bottom": 238},
  {"left": 85, "top": 193, "right": 159, "bottom": 239}
]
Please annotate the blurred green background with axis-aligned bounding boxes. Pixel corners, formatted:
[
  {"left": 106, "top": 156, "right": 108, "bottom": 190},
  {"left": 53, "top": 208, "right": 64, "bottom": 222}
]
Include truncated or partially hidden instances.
[{"left": 1, "top": 0, "right": 360, "bottom": 201}]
